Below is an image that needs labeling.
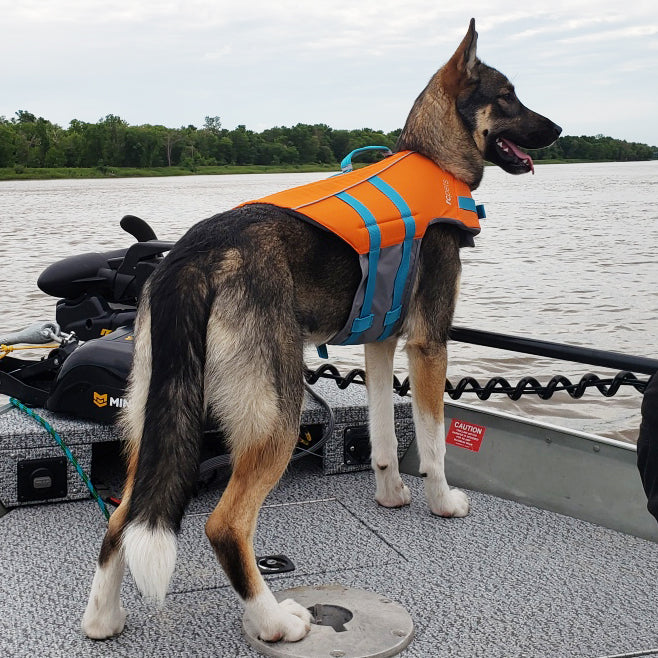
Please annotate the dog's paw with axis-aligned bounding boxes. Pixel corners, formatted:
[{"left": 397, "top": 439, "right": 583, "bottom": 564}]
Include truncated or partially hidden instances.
[
  {"left": 428, "top": 487, "right": 470, "bottom": 518},
  {"left": 375, "top": 481, "right": 412, "bottom": 508},
  {"left": 375, "top": 471, "right": 412, "bottom": 508},
  {"left": 81, "top": 605, "right": 127, "bottom": 640},
  {"left": 255, "top": 598, "right": 313, "bottom": 643}
]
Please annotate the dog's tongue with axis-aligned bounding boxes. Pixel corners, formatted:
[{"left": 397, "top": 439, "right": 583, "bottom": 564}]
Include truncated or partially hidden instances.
[{"left": 500, "top": 137, "right": 535, "bottom": 174}]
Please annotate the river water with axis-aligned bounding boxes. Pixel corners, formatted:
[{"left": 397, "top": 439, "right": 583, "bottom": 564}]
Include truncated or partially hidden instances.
[{"left": 1, "top": 161, "right": 657, "bottom": 442}]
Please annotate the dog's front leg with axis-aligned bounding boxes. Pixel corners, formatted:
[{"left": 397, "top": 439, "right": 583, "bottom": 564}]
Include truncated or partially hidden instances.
[
  {"left": 365, "top": 339, "right": 411, "bottom": 507},
  {"left": 407, "top": 341, "right": 469, "bottom": 517}
]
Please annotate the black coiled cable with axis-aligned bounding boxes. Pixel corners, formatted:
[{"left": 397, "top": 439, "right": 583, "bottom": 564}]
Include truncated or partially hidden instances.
[{"left": 304, "top": 366, "right": 649, "bottom": 400}]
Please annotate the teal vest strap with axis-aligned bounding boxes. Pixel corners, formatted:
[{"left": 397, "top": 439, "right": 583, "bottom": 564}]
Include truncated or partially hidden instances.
[
  {"left": 335, "top": 191, "right": 381, "bottom": 345},
  {"left": 340, "top": 146, "right": 393, "bottom": 173},
  {"left": 367, "top": 176, "right": 416, "bottom": 341}
]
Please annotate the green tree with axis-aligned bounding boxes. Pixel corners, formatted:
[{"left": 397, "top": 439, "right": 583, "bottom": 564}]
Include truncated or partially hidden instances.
[
  {"left": 0, "top": 119, "right": 17, "bottom": 166},
  {"left": 229, "top": 125, "right": 257, "bottom": 165},
  {"left": 203, "top": 116, "right": 222, "bottom": 135},
  {"left": 215, "top": 135, "right": 234, "bottom": 164},
  {"left": 98, "top": 115, "right": 128, "bottom": 166}
]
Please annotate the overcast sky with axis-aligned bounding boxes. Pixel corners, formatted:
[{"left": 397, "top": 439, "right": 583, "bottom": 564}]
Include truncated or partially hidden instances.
[{"left": 2, "top": 1, "right": 657, "bottom": 146}]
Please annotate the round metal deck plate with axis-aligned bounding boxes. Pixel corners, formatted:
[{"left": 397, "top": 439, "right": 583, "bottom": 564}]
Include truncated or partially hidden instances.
[{"left": 243, "top": 584, "right": 414, "bottom": 658}]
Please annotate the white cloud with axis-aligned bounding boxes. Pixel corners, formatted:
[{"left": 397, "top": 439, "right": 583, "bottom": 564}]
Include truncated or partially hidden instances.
[{"left": 558, "top": 24, "right": 658, "bottom": 44}]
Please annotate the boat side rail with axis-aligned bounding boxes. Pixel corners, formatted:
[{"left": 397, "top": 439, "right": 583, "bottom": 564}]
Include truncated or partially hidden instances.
[
  {"left": 305, "top": 325, "right": 657, "bottom": 400},
  {"left": 449, "top": 326, "right": 658, "bottom": 376}
]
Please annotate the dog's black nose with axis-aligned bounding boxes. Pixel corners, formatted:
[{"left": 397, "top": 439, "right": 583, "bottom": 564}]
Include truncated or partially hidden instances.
[{"left": 552, "top": 122, "right": 563, "bottom": 139}]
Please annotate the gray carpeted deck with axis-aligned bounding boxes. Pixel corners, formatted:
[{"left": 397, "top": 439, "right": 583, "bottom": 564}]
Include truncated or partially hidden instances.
[{"left": 2, "top": 456, "right": 658, "bottom": 658}]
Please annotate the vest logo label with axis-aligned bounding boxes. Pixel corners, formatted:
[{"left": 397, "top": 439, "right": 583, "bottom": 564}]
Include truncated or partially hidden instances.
[
  {"left": 93, "top": 392, "right": 127, "bottom": 409},
  {"left": 443, "top": 178, "right": 453, "bottom": 205}
]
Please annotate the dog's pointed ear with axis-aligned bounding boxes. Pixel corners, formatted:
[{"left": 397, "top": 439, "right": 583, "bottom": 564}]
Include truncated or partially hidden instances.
[
  {"left": 461, "top": 18, "right": 479, "bottom": 79},
  {"left": 443, "top": 18, "right": 479, "bottom": 94}
]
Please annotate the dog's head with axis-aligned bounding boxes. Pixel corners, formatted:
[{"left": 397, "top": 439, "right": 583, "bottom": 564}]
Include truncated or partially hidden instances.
[
  {"left": 449, "top": 19, "right": 562, "bottom": 175},
  {"left": 398, "top": 19, "right": 562, "bottom": 187}
]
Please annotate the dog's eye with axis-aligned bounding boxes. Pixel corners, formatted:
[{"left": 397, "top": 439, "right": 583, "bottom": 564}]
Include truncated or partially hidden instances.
[{"left": 498, "top": 91, "right": 515, "bottom": 104}]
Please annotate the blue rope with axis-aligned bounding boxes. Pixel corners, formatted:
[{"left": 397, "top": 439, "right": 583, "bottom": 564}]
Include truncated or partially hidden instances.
[{"left": 9, "top": 397, "right": 110, "bottom": 521}]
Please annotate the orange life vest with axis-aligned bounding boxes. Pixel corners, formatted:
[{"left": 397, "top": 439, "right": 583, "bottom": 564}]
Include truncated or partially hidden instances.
[{"left": 240, "top": 149, "right": 484, "bottom": 346}]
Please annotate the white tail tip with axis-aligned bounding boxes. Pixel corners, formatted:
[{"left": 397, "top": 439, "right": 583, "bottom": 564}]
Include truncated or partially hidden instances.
[{"left": 122, "top": 522, "right": 177, "bottom": 604}]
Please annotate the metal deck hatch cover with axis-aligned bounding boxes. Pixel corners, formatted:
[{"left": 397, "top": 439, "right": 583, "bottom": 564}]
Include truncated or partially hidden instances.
[{"left": 243, "top": 584, "right": 414, "bottom": 658}]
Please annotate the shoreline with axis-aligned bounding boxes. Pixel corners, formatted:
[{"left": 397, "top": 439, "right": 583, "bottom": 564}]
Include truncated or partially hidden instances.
[
  {"left": 0, "top": 158, "right": 652, "bottom": 182},
  {"left": 0, "top": 163, "right": 340, "bottom": 182}
]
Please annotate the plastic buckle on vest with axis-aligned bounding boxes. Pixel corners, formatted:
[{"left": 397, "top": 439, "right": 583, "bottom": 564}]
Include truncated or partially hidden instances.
[
  {"left": 476, "top": 204, "right": 486, "bottom": 219},
  {"left": 316, "top": 344, "right": 328, "bottom": 359},
  {"left": 340, "top": 146, "right": 393, "bottom": 173},
  {"left": 384, "top": 306, "right": 402, "bottom": 326},
  {"left": 457, "top": 196, "right": 477, "bottom": 213},
  {"left": 351, "top": 314, "right": 374, "bottom": 334}
]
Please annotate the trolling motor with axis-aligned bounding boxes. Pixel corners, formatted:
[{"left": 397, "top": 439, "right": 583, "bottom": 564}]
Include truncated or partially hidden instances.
[
  {"left": 1, "top": 216, "right": 174, "bottom": 421},
  {"left": 37, "top": 215, "right": 174, "bottom": 340}
]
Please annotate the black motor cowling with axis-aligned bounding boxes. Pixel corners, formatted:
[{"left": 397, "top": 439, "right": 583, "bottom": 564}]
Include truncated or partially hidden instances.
[
  {"left": 45, "top": 326, "right": 134, "bottom": 422},
  {"left": 37, "top": 215, "right": 174, "bottom": 340}
]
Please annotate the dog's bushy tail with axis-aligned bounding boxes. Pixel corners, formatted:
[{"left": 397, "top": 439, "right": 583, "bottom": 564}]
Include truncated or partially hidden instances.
[{"left": 120, "top": 270, "right": 210, "bottom": 603}]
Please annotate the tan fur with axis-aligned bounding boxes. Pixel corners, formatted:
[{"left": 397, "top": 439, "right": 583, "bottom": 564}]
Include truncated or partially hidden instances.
[
  {"left": 473, "top": 106, "right": 493, "bottom": 152},
  {"left": 98, "top": 448, "right": 138, "bottom": 564},
  {"left": 205, "top": 432, "right": 298, "bottom": 598},
  {"left": 204, "top": 312, "right": 280, "bottom": 452},
  {"left": 399, "top": 89, "right": 483, "bottom": 188},
  {"left": 406, "top": 342, "right": 448, "bottom": 423},
  {"left": 398, "top": 22, "right": 484, "bottom": 188},
  {"left": 119, "top": 298, "right": 152, "bottom": 455}
]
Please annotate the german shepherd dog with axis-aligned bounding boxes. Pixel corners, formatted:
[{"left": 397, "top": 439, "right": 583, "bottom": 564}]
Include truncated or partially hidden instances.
[{"left": 82, "top": 19, "right": 560, "bottom": 643}]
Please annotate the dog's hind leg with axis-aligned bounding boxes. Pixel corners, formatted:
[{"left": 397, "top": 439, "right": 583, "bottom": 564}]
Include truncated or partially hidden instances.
[
  {"left": 205, "top": 432, "right": 312, "bottom": 642},
  {"left": 365, "top": 339, "right": 411, "bottom": 507},
  {"left": 81, "top": 301, "right": 153, "bottom": 640},
  {"left": 407, "top": 340, "right": 470, "bottom": 517},
  {"left": 203, "top": 309, "right": 312, "bottom": 642},
  {"left": 81, "top": 454, "right": 137, "bottom": 639},
  {"left": 81, "top": 507, "right": 128, "bottom": 639}
]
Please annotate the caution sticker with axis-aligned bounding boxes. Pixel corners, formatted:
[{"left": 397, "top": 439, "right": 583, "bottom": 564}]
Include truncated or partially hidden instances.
[{"left": 446, "top": 418, "right": 486, "bottom": 452}]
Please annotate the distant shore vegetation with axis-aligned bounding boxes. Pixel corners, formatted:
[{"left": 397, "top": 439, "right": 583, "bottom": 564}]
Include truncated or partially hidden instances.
[{"left": 0, "top": 111, "right": 656, "bottom": 181}]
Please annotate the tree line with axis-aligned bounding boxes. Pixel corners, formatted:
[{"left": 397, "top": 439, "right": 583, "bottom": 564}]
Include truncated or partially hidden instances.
[
  {"left": 1, "top": 111, "right": 655, "bottom": 170},
  {"left": 527, "top": 134, "right": 656, "bottom": 162}
]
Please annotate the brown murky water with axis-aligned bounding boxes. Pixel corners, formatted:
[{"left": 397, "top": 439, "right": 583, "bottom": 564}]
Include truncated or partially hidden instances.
[{"left": 1, "top": 161, "right": 657, "bottom": 441}]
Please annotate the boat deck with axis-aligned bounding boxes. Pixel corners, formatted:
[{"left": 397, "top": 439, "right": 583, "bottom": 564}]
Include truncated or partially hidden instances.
[{"left": 2, "top": 451, "right": 658, "bottom": 657}]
